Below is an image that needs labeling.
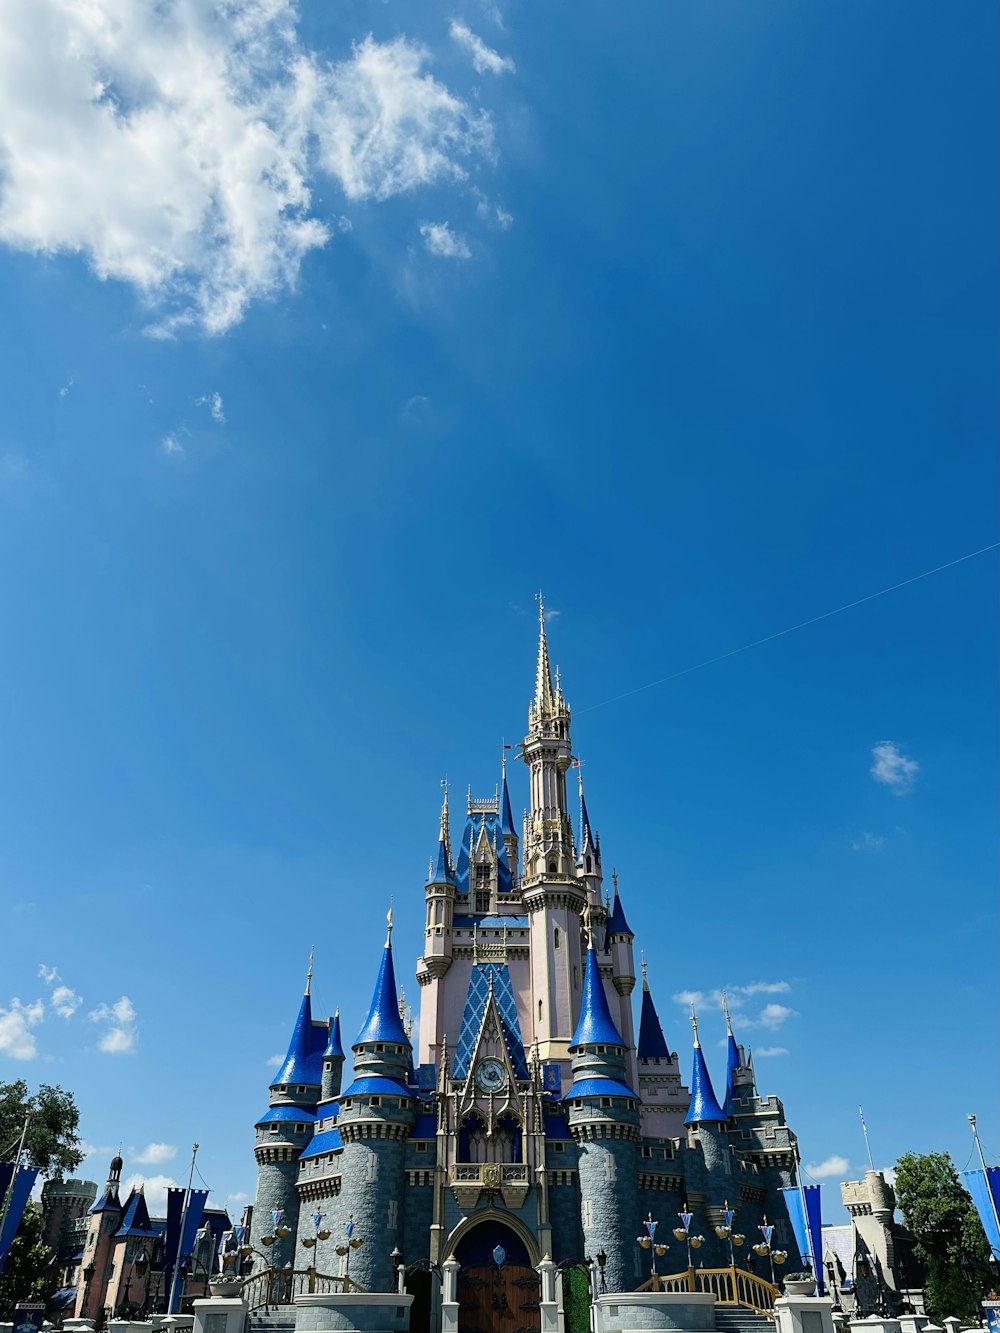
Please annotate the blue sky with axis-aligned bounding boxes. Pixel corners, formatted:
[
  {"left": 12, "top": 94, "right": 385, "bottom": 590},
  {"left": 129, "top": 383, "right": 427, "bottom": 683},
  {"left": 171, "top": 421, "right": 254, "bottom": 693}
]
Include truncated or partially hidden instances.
[{"left": 0, "top": 0, "right": 996, "bottom": 1223}]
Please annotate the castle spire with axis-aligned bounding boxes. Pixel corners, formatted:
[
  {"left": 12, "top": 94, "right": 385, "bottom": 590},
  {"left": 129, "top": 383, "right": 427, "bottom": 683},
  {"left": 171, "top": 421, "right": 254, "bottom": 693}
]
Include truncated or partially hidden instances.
[
  {"left": 533, "top": 593, "right": 556, "bottom": 720},
  {"left": 684, "top": 1008, "right": 726, "bottom": 1124},
  {"left": 352, "top": 926, "right": 410, "bottom": 1049},
  {"left": 637, "top": 963, "right": 671, "bottom": 1061},
  {"left": 721, "top": 993, "right": 742, "bottom": 1119},
  {"left": 569, "top": 931, "right": 626, "bottom": 1050}
]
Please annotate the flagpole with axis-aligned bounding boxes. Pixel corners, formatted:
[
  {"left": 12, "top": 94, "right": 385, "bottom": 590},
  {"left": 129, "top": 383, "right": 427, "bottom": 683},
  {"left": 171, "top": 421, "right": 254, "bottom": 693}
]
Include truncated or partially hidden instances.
[
  {"left": 167, "top": 1143, "right": 199, "bottom": 1315},
  {"left": 859, "top": 1106, "right": 875, "bottom": 1171},
  {"left": 969, "top": 1114, "right": 1000, "bottom": 1255}
]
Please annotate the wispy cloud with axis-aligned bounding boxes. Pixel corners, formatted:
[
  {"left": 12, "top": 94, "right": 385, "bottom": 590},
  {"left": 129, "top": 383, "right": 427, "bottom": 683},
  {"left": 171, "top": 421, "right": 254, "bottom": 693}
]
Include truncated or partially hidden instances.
[
  {"left": 806, "top": 1154, "right": 850, "bottom": 1180},
  {"left": 87, "top": 996, "right": 138, "bottom": 1054},
  {"left": 871, "top": 741, "right": 919, "bottom": 794},
  {"left": 0, "top": 998, "right": 45, "bottom": 1059},
  {"left": 0, "top": 9, "right": 495, "bottom": 334},
  {"left": 852, "top": 831, "right": 885, "bottom": 852},
  {"left": 133, "top": 1142, "right": 177, "bottom": 1165},
  {"left": 195, "top": 391, "right": 225, "bottom": 423},
  {"left": 449, "top": 21, "right": 515, "bottom": 75},
  {"left": 420, "top": 222, "right": 471, "bottom": 259},
  {"left": 51, "top": 986, "right": 82, "bottom": 1018}
]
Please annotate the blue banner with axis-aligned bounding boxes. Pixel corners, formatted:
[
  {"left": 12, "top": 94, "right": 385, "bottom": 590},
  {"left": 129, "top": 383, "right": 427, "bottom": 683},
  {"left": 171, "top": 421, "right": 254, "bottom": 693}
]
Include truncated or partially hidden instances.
[
  {"left": 163, "top": 1187, "right": 209, "bottom": 1311},
  {"left": 0, "top": 1165, "right": 40, "bottom": 1274},
  {"left": 962, "top": 1169, "right": 1000, "bottom": 1261},
  {"left": 803, "top": 1185, "right": 826, "bottom": 1295}
]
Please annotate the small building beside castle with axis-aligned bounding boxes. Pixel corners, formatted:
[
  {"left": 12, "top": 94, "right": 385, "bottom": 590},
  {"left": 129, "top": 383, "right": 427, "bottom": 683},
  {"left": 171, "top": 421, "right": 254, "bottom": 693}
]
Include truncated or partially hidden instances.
[{"left": 251, "top": 607, "right": 804, "bottom": 1327}]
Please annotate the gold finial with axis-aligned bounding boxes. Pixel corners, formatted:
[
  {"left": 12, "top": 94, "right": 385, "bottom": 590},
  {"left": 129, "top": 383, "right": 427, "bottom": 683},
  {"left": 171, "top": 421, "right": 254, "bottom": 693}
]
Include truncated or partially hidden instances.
[
  {"left": 641, "top": 953, "right": 649, "bottom": 992},
  {"left": 306, "top": 947, "right": 314, "bottom": 996},
  {"left": 691, "top": 1006, "right": 700, "bottom": 1047},
  {"left": 722, "top": 991, "right": 734, "bottom": 1036},
  {"left": 386, "top": 905, "right": 394, "bottom": 946}
]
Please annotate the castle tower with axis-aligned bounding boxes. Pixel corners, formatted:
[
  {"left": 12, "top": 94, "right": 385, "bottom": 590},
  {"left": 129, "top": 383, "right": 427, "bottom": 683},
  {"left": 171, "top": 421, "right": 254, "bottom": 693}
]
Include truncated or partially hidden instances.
[
  {"left": 417, "top": 792, "right": 457, "bottom": 1066},
  {"left": 566, "top": 926, "right": 640, "bottom": 1294},
  {"left": 333, "top": 915, "right": 415, "bottom": 1294},
  {"left": 251, "top": 961, "right": 325, "bottom": 1267},
  {"left": 636, "top": 960, "right": 689, "bottom": 1139},
  {"left": 605, "top": 870, "right": 638, "bottom": 1089},
  {"left": 74, "top": 1153, "right": 123, "bottom": 1319},
  {"left": 522, "top": 600, "right": 587, "bottom": 1063}
]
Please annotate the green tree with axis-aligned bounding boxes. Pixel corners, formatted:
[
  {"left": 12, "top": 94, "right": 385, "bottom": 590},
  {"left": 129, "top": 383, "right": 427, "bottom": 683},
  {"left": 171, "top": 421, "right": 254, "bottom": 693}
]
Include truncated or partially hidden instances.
[
  {"left": 0, "top": 1204, "right": 53, "bottom": 1318},
  {"left": 0, "top": 1081, "right": 83, "bottom": 1178},
  {"left": 895, "top": 1150, "right": 992, "bottom": 1322}
]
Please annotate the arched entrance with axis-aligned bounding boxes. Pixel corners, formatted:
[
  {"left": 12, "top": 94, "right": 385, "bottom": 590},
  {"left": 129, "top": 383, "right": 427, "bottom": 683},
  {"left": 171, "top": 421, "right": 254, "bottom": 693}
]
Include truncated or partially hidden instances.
[{"left": 453, "top": 1220, "right": 540, "bottom": 1333}]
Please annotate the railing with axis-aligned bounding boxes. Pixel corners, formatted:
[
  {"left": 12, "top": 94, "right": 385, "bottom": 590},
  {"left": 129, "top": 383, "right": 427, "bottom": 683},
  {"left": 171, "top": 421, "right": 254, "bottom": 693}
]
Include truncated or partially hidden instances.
[
  {"left": 637, "top": 1266, "right": 780, "bottom": 1316},
  {"left": 241, "top": 1268, "right": 365, "bottom": 1311}
]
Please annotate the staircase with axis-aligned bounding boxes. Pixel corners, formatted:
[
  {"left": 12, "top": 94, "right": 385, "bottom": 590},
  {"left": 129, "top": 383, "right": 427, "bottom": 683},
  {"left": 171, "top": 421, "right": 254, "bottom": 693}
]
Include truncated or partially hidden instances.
[{"left": 715, "top": 1307, "right": 777, "bottom": 1332}]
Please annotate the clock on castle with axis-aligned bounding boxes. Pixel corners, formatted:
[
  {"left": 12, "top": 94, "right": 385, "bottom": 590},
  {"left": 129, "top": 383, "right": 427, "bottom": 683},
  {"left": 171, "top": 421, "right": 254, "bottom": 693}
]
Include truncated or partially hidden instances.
[{"left": 250, "top": 601, "right": 803, "bottom": 1330}]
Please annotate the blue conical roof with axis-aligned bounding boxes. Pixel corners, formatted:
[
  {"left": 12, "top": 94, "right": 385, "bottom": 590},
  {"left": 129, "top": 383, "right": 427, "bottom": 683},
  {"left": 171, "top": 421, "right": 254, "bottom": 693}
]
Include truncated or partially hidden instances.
[
  {"left": 271, "top": 991, "right": 320, "bottom": 1087},
  {"left": 116, "top": 1188, "right": 156, "bottom": 1238},
  {"left": 607, "top": 880, "right": 633, "bottom": 937},
  {"left": 637, "top": 983, "right": 671, "bottom": 1061},
  {"left": 570, "top": 945, "right": 626, "bottom": 1050},
  {"left": 501, "top": 772, "right": 516, "bottom": 836},
  {"left": 324, "top": 1012, "right": 344, "bottom": 1060},
  {"left": 684, "top": 1023, "right": 726, "bottom": 1124},
  {"left": 353, "top": 941, "right": 411, "bottom": 1048}
]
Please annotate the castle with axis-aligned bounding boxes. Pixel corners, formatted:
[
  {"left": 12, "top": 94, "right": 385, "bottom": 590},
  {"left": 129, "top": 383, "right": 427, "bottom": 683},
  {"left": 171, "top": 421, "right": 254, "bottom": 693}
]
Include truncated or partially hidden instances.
[{"left": 250, "top": 605, "right": 803, "bottom": 1310}]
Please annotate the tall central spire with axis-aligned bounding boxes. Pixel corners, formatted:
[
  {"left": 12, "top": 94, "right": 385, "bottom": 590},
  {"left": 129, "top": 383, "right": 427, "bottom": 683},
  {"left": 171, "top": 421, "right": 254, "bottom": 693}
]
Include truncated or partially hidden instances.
[{"left": 533, "top": 594, "right": 556, "bottom": 721}]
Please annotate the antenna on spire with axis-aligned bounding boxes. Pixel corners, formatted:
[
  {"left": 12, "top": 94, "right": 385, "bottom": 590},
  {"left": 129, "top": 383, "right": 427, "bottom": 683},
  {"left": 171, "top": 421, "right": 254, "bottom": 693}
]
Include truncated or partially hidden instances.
[{"left": 306, "top": 947, "right": 314, "bottom": 996}]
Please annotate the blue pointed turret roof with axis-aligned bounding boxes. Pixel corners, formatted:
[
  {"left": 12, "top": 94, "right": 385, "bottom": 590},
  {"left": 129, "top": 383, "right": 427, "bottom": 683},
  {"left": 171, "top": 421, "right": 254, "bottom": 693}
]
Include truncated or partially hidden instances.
[
  {"left": 89, "top": 1186, "right": 121, "bottom": 1215},
  {"left": 324, "top": 1012, "right": 344, "bottom": 1061},
  {"left": 352, "top": 927, "right": 411, "bottom": 1049},
  {"left": 116, "top": 1188, "right": 156, "bottom": 1238},
  {"left": 570, "top": 938, "right": 626, "bottom": 1050},
  {"left": 501, "top": 769, "right": 516, "bottom": 837},
  {"left": 637, "top": 963, "right": 671, "bottom": 1061},
  {"left": 606, "top": 872, "right": 633, "bottom": 937},
  {"left": 721, "top": 997, "right": 741, "bottom": 1118},
  {"left": 684, "top": 1012, "right": 727, "bottom": 1125},
  {"left": 271, "top": 990, "right": 320, "bottom": 1087}
]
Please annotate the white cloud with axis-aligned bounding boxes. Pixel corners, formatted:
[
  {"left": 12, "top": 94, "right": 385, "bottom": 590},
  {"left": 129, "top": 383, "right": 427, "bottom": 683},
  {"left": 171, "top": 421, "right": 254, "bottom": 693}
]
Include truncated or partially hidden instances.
[
  {"left": 852, "top": 831, "right": 885, "bottom": 852},
  {"left": 38, "top": 964, "right": 59, "bottom": 984},
  {"left": 123, "top": 1172, "right": 176, "bottom": 1216},
  {"left": 755, "top": 1046, "right": 789, "bottom": 1058},
  {"left": 806, "top": 1154, "right": 851, "bottom": 1180},
  {"left": 51, "top": 986, "right": 82, "bottom": 1018},
  {"left": 449, "top": 21, "right": 515, "bottom": 75},
  {"left": 134, "top": 1142, "right": 177, "bottom": 1165},
  {"left": 420, "top": 221, "right": 471, "bottom": 259},
  {"left": 871, "top": 741, "right": 919, "bottom": 794},
  {"left": 88, "top": 996, "right": 138, "bottom": 1054},
  {"left": 0, "top": 6, "right": 494, "bottom": 335},
  {"left": 0, "top": 998, "right": 45, "bottom": 1059},
  {"left": 196, "top": 391, "right": 225, "bottom": 423},
  {"left": 161, "top": 433, "right": 184, "bottom": 457},
  {"left": 266, "top": 1053, "right": 283, "bottom": 1069}
]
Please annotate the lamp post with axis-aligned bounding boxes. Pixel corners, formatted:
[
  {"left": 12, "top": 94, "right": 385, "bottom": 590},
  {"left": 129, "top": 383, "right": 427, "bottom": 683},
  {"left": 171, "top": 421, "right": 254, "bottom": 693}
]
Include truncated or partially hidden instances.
[{"left": 636, "top": 1215, "right": 668, "bottom": 1290}]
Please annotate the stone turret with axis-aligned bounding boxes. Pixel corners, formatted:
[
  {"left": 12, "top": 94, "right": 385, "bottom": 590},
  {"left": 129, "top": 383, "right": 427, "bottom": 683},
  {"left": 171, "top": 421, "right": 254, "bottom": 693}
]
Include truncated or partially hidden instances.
[
  {"left": 331, "top": 916, "right": 416, "bottom": 1293},
  {"left": 566, "top": 930, "right": 640, "bottom": 1294}
]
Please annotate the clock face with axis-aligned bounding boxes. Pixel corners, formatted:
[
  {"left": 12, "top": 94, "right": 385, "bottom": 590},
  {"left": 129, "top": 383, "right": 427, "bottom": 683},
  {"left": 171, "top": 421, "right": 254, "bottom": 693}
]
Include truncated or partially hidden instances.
[{"left": 475, "top": 1058, "right": 507, "bottom": 1093}]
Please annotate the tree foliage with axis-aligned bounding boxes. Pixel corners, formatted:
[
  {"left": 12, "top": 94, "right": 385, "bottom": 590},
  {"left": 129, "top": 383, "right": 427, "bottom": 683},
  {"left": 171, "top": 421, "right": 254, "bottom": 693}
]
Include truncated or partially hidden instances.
[
  {"left": 0, "top": 1081, "right": 83, "bottom": 1178},
  {"left": 895, "top": 1150, "right": 992, "bottom": 1322},
  {"left": 0, "top": 1204, "right": 53, "bottom": 1318}
]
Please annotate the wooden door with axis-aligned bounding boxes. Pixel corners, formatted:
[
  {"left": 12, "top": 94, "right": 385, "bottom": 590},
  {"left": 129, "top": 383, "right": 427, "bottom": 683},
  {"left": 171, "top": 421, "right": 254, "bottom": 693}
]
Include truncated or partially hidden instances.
[{"left": 457, "top": 1262, "right": 540, "bottom": 1333}]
